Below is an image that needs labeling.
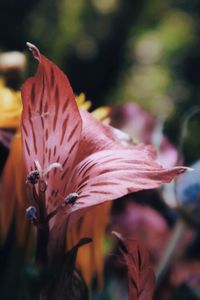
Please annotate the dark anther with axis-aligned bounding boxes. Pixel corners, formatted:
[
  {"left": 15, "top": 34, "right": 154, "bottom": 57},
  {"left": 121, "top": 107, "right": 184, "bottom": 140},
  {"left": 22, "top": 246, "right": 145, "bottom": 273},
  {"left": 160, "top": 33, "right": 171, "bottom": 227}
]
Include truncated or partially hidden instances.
[
  {"left": 27, "top": 170, "right": 40, "bottom": 184},
  {"left": 45, "top": 193, "right": 78, "bottom": 223},
  {"left": 26, "top": 206, "right": 37, "bottom": 221},
  {"left": 64, "top": 193, "right": 78, "bottom": 206}
]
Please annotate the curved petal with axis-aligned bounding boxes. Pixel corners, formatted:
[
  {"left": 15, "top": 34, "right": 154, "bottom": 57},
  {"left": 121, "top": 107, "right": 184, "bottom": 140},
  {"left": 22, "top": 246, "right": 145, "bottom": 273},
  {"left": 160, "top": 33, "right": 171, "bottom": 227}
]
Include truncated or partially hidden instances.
[
  {"left": 21, "top": 44, "right": 82, "bottom": 210},
  {"left": 75, "top": 109, "right": 129, "bottom": 164},
  {"left": 65, "top": 147, "right": 186, "bottom": 225},
  {"left": 44, "top": 146, "right": 183, "bottom": 257}
]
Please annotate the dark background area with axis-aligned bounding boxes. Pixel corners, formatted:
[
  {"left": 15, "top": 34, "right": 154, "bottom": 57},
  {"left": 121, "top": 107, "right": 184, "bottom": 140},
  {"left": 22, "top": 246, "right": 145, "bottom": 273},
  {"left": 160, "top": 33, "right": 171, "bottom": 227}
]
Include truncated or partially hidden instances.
[
  {"left": 1, "top": 2, "right": 200, "bottom": 299},
  {"left": 1, "top": 0, "right": 200, "bottom": 161}
]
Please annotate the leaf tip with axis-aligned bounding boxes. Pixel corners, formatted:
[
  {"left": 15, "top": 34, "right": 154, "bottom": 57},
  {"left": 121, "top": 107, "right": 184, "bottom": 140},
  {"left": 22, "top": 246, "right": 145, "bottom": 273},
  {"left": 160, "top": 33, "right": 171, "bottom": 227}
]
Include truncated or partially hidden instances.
[
  {"left": 186, "top": 167, "right": 194, "bottom": 172},
  {"left": 26, "top": 42, "right": 41, "bottom": 61},
  {"left": 112, "top": 231, "right": 122, "bottom": 240}
]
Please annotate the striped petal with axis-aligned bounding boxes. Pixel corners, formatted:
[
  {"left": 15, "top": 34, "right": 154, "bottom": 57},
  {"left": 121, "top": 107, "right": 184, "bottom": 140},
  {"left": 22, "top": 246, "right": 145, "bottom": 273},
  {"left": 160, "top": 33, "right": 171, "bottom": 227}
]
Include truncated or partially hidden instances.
[
  {"left": 21, "top": 44, "right": 82, "bottom": 211},
  {"left": 65, "top": 147, "right": 186, "bottom": 225},
  {"left": 48, "top": 146, "right": 186, "bottom": 262},
  {"left": 75, "top": 109, "right": 127, "bottom": 164}
]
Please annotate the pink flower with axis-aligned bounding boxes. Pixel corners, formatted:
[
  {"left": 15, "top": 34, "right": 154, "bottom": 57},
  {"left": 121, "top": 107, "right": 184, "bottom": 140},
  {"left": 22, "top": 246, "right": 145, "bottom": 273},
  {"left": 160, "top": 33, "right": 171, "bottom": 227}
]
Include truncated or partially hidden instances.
[
  {"left": 111, "top": 102, "right": 179, "bottom": 167},
  {"left": 21, "top": 43, "right": 186, "bottom": 261},
  {"left": 111, "top": 201, "right": 170, "bottom": 266}
]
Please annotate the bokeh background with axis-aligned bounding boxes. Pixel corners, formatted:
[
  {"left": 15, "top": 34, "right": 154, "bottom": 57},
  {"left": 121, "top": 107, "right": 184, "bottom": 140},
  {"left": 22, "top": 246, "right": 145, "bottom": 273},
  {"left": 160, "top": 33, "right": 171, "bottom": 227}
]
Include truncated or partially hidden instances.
[
  {"left": 1, "top": 1, "right": 200, "bottom": 299},
  {"left": 1, "top": 0, "right": 200, "bottom": 164}
]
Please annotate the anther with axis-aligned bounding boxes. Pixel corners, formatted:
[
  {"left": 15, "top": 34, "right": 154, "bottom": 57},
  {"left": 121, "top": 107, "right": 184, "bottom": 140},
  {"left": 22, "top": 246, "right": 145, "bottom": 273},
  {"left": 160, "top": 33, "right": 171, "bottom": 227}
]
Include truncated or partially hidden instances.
[
  {"left": 64, "top": 193, "right": 78, "bottom": 206},
  {"left": 26, "top": 206, "right": 37, "bottom": 221},
  {"left": 27, "top": 171, "right": 40, "bottom": 185},
  {"left": 45, "top": 193, "right": 79, "bottom": 223}
]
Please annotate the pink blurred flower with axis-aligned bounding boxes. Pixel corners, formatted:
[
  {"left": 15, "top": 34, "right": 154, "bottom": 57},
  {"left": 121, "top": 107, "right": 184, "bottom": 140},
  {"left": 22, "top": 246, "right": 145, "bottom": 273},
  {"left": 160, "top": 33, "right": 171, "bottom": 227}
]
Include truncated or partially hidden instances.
[
  {"left": 111, "top": 102, "right": 179, "bottom": 167},
  {"left": 111, "top": 201, "right": 170, "bottom": 266}
]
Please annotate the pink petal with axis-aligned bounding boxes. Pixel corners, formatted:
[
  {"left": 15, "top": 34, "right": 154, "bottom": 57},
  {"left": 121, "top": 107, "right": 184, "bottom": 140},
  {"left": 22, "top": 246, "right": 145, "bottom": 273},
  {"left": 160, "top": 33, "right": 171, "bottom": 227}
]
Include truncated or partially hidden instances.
[
  {"left": 76, "top": 109, "right": 148, "bottom": 164},
  {"left": 75, "top": 109, "right": 125, "bottom": 164},
  {"left": 111, "top": 103, "right": 156, "bottom": 144},
  {"left": 48, "top": 145, "right": 185, "bottom": 258},
  {"left": 157, "top": 136, "right": 179, "bottom": 167},
  {"left": 21, "top": 44, "right": 82, "bottom": 211},
  {"left": 63, "top": 146, "right": 186, "bottom": 227}
]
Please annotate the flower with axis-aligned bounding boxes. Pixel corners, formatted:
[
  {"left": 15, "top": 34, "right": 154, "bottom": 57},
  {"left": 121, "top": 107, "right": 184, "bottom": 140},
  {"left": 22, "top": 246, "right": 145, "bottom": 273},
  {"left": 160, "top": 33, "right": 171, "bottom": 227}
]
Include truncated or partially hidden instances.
[
  {"left": 111, "top": 200, "right": 171, "bottom": 266},
  {"left": 20, "top": 43, "right": 186, "bottom": 268},
  {"left": 111, "top": 102, "right": 179, "bottom": 168},
  {"left": 0, "top": 58, "right": 111, "bottom": 287}
]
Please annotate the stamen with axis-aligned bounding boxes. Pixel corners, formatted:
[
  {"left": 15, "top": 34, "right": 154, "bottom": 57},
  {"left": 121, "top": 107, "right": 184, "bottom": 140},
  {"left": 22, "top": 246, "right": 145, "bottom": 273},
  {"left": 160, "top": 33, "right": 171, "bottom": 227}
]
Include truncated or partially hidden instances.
[
  {"left": 26, "top": 206, "right": 37, "bottom": 221},
  {"left": 46, "top": 192, "right": 78, "bottom": 222},
  {"left": 33, "top": 160, "right": 62, "bottom": 180},
  {"left": 27, "top": 170, "right": 40, "bottom": 185},
  {"left": 34, "top": 160, "right": 43, "bottom": 177},
  {"left": 43, "top": 162, "right": 63, "bottom": 176},
  {"left": 64, "top": 193, "right": 78, "bottom": 205}
]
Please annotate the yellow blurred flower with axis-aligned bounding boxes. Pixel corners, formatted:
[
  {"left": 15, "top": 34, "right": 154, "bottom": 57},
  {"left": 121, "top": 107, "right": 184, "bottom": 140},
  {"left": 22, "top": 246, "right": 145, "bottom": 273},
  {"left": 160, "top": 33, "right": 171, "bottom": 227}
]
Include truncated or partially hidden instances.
[
  {"left": 0, "top": 78, "right": 22, "bottom": 129},
  {"left": 76, "top": 92, "right": 92, "bottom": 110},
  {"left": 76, "top": 92, "right": 110, "bottom": 124}
]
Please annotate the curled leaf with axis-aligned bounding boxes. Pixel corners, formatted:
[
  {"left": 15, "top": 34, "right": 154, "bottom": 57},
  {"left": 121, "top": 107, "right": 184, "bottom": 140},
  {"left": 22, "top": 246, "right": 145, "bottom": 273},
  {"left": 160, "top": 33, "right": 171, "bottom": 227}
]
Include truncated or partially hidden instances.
[
  {"left": 113, "top": 232, "right": 156, "bottom": 300},
  {"left": 42, "top": 237, "right": 91, "bottom": 300}
]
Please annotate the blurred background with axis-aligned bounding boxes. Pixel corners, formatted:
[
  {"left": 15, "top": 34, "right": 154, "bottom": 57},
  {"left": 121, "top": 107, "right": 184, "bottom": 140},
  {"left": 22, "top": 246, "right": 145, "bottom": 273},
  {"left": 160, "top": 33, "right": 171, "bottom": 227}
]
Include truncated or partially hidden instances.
[
  {"left": 1, "top": 0, "right": 200, "bottom": 299},
  {"left": 1, "top": 0, "right": 200, "bottom": 163}
]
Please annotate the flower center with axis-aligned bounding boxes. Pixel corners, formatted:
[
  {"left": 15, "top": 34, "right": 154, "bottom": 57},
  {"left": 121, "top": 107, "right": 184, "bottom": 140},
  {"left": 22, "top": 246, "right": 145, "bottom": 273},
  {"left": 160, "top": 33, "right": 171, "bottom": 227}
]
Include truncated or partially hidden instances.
[{"left": 26, "top": 160, "right": 63, "bottom": 186}]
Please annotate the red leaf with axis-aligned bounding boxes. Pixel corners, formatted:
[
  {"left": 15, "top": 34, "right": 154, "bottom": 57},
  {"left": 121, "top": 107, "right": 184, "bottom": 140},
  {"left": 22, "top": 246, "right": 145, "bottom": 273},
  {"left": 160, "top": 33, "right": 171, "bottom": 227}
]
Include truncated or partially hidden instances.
[
  {"left": 113, "top": 232, "right": 156, "bottom": 300},
  {"left": 21, "top": 43, "right": 82, "bottom": 212}
]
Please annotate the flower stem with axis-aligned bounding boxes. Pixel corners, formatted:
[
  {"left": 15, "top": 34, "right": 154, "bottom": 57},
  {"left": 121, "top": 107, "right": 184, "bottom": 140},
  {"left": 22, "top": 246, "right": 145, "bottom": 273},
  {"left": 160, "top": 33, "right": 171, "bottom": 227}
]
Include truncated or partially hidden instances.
[
  {"left": 35, "top": 224, "right": 49, "bottom": 266},
  {"left": 35, "top": 180, "right": 49, "bottom": 266}
]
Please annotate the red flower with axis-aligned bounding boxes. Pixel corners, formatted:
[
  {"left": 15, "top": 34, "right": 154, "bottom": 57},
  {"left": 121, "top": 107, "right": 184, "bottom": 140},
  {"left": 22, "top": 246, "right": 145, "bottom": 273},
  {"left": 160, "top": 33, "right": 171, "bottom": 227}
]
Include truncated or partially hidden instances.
[{"left": 21, "top": 43, "right": 186, "bottom": 261}]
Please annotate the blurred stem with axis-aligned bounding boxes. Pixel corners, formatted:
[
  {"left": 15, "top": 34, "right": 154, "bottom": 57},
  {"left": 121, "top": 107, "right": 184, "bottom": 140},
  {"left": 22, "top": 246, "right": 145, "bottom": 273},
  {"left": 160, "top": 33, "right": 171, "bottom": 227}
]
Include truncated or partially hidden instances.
[
  {"left": 156, "top": 218, "right": 186, "bottom": 286},
  {"left": 178, "top": 106, "right": 200, "bottom": 164},
  {"left": 35, "top": 224, "right": 49, "bottom": 267}
]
